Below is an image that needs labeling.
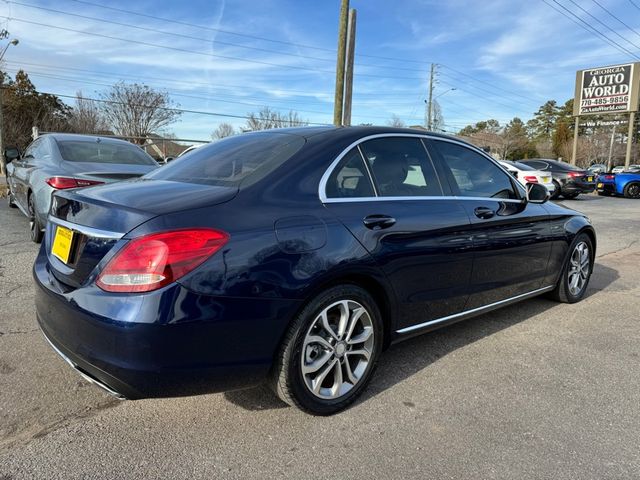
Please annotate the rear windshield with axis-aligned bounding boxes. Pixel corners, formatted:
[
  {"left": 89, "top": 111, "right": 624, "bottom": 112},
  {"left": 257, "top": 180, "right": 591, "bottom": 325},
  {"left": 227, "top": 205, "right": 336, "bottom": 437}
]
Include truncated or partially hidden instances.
[
  {"left": 550, "top": 160, "right": 582, "bottom": 171},
  {"left": 146, "top": 132, "right": 305, "bottom": 187},
  {"left": 511, "top": 161, "right": 535, "bottom": 171},
  {"left": 56, "top": 140, "right": 158, "bottom": 166}
]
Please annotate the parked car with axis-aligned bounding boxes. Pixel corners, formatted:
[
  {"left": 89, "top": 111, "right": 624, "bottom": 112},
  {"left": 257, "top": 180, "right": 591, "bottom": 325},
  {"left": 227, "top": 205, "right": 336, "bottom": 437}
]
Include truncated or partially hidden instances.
[
  {"left": 34, "top": 127, "right": 596, "bottom": 415},
  {"left": 611, "top": 165, "right": 625, "bottom": 174},
  {"left": 498, "top": 160, "right": 556, "bottom": 195},
  {"left": 5, "top": 134, "right": 159, "bottom": 243},
  {"left": 519, "top": 158, "right": 596, "bottom": 199},
  {"left": 596, "top": 172, "right": 640, "bottom": 198},
  {"left": 587, "top": 163, "right": 607, "bottom": 175}
]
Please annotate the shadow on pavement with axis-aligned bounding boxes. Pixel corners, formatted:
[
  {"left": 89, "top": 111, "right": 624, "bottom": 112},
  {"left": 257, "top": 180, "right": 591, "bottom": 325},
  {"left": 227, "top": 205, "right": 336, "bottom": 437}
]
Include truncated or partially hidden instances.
[{"left": 224, "top": 263, "right": 619, "bottom": 412}]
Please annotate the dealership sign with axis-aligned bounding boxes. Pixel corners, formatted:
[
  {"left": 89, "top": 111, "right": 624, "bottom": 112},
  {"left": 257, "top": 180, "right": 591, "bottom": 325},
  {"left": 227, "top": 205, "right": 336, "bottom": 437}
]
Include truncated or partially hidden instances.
[{"left": 574, "top": 63, "right": 640, "bottom": 116}]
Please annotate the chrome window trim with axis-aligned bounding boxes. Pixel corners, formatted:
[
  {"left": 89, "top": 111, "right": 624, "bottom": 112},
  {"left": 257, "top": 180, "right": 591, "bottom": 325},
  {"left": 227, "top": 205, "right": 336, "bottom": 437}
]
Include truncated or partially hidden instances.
[
  {"left": 48, "top": 216, "right": 125, "bottom": 239},
  {"left": 356, "top": 144, "right": 379, "bottom": 197},
  {"left": 396, "top": 285, "right": 555, "bottom": 334},
  {"left": 319, "top": 133, "right": 527, "bottom": 203},
  {"left": 322, "top": 195, "right": 527, "bottom": 204}
]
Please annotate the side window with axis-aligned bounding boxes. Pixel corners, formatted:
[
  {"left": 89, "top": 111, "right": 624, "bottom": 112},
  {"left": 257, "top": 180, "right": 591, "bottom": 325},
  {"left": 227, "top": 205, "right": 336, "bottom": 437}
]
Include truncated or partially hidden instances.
[
  {"left": 359, "top": 137, "right": 442, "bottom": 197},
  {"left": 430, "top": 141, "right": 519, "bottom": 199},
  {"left": 325, "top": 148, "right": 375, "bottom": 199}
]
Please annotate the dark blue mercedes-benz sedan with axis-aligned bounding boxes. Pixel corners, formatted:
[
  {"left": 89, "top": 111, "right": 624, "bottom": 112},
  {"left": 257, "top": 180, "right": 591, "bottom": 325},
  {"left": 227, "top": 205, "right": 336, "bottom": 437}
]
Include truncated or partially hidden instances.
[{"left": 34, "top": 126, "right": 596, "bottom": 415}]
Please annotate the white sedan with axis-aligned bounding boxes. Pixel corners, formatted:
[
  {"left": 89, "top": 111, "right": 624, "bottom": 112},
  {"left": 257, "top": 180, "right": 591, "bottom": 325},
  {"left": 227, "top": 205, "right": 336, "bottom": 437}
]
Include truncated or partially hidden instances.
[{"left": 499, "top": 160, "right": 556, "bottom": 194}]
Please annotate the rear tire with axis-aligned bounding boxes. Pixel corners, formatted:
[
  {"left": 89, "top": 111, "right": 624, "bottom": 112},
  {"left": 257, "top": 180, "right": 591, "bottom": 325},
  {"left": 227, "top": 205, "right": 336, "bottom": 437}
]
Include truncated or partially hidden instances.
[
  {"left": 623, "top": 182, "right": 640, "bottom": 199},
  {"left": 28, "top": 194, "right": 44, "bottom": 244},
  {"left": 550, "top": 181, "right": 561, "bottom": 200},
  {"left": 270, "top": 284, "right": 383, "bottom": 415},
  {"left": 548, "top": 233, "right": 593, "bottom": 304}
]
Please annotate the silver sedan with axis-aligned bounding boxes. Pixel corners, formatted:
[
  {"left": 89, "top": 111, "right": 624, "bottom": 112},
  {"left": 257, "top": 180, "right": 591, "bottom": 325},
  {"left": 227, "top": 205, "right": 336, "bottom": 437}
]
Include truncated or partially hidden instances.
[{"left": 5, "top": 133, "right": 159, "bottom": 242}]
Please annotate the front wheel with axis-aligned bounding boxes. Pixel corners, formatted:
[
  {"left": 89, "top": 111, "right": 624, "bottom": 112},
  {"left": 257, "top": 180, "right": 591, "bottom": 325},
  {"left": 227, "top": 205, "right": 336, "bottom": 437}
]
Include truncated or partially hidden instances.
[
  {"left": 623, "top": 182, "right": 640, "bottom": 199},
  {"left": 548, "top": 233, "right": 593, "bottom": 303},
  {"left": 271, "top": 285, "right": 383, "bottom": 415}
]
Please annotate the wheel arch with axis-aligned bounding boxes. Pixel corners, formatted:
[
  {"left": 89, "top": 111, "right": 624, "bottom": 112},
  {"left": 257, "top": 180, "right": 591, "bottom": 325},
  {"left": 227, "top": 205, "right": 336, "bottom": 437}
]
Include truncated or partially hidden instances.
[{"left": 298, "top": 272, "right": 397, "bottom": 350}]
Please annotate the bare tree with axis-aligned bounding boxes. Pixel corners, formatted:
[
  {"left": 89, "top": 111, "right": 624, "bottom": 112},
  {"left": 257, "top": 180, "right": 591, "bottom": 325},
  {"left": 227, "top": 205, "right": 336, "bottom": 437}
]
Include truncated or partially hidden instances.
[
  {"left": 212, "top": 122, "right": 236, "bottom": 139},
  {"left": 245, "top": 107, "right": 307, "bottom": 131},
  {"left": 387, "top": 114, "right": 406, "bottom": 128},
  {"left": 68, "top": 90, "right": 109, "bottom": 134},
  {"left": 100, "top": 82, "right": 181, "bottom": 142},
  {"left": 431, "top": 100, "right": 445, "bottom": 132}
]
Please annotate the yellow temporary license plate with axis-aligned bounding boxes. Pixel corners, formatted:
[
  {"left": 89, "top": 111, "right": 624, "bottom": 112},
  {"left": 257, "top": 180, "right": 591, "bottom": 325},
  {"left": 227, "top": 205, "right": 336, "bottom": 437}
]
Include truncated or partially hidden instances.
[
  {"left": 597, "top": 183, "right": 604, "bottom": 188},
  {"left": 588, "top": 176, "right": 593, "bottom": 182},
  {"left": 543, "top": 177, "right": 550, "bottom": 183},
  {"left": 52, "top": 225, "right": 74, "bottom": 264}
]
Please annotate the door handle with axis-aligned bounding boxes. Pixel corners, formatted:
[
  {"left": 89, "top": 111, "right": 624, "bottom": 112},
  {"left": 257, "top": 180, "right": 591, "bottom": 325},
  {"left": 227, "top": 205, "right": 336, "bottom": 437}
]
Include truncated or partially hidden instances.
[
  {"left": 363, "top": 214, "right": 396, "bottom": 230},
  {"left": 474, "top": 207, "right": 495, "bottom": 219}
]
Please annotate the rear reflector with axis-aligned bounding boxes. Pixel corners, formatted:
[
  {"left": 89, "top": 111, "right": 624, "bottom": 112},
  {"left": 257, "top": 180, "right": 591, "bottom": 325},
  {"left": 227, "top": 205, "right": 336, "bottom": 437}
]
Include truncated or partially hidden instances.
[
  {"left": 96, "top": 228, "right": 229, "bottom": 293},
  {"left": 46, "top": 177, "right": 105, "bottom": 189},
  {"left": 523, "top": 175, "right": 538, "bottom": 183}
]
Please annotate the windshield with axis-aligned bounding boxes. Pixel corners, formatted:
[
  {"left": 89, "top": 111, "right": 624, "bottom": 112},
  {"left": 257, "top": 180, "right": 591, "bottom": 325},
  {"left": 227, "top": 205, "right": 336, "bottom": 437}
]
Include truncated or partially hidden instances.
[
  {"left": 146, "top": 132, "right": 305, "bottom": 187},
  {"left": 56, "top": 140, "right": 158, "bottom": 166}
]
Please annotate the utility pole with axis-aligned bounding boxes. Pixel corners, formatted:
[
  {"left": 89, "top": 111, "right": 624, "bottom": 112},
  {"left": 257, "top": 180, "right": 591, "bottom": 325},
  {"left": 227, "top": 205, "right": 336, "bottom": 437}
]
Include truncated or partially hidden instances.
[
  {"left": 342, "top": 8, "right": 357, "bottom": 126},
  {"left": 333, "top": 0, "right": 349, "bottom": 126},
  {"left": 426, "top": 63, "right": 435, "bottom": 131}
]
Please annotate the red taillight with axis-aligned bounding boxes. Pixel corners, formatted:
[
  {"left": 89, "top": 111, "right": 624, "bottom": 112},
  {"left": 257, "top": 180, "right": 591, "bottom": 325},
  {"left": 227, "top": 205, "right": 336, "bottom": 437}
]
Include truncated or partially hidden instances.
[
  {"left": 603, "top": 175, "right": 615, "bottom": 180},
  {"left": 46, "top": 177, "right": 104, "bottom": 189},
  {"left": 523, "top": 175, "right": 538, "bottom": 183},
  {"left": 567, "top": 171, "right": 582, "bottom": 178},
  {"left": 96, "top": 229, "right": 229, "bottom": 293}
]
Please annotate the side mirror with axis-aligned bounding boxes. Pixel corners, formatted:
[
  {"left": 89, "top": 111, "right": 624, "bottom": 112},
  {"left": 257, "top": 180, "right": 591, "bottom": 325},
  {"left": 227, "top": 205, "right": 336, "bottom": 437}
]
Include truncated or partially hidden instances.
[
  {"left": 164, "top": 156, "right": 174, "bottom": 163},
  {"left": 4, "top": 147, "right": 20, "bottom": 164},
  {"left": 527, "top": 182, "right": 550, "bottom": 204}
]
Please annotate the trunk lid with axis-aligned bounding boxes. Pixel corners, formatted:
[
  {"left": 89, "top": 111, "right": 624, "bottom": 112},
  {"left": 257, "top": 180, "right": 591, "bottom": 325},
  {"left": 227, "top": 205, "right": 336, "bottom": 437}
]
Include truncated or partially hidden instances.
[
  {"left": 46, "top": 179, "right": 238, "bottom": 288},
  {"left": 59, "top": 161, "right": 157, "bottom": 183}
]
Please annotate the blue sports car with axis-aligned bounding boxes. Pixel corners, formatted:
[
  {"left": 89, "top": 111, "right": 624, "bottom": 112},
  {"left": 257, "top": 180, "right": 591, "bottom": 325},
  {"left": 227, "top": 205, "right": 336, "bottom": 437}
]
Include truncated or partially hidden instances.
[
  {"left": 34, "top": 127, "right": 596, "bottom": 415},
  {"left": 596, "top": 172, "right": 640, "bottom": 198}
]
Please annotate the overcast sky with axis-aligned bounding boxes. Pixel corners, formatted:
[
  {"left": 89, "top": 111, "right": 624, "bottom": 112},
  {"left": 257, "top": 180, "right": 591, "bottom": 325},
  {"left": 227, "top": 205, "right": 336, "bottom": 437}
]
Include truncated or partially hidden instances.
[{"left": 2, "top": 0, "right": 640, "bottom": 140}]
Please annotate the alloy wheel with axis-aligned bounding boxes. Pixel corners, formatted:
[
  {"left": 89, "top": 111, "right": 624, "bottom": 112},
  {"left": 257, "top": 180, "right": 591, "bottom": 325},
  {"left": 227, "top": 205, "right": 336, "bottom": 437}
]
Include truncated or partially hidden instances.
[
  {"left": 301, "top": 300, "right": 374, "bottom": 400},
  {"left": 568, "top": 241, "right": 590, "bottom": 296},
  {"left": 628, "top": 184, "right": 640, "bottom": 198}
]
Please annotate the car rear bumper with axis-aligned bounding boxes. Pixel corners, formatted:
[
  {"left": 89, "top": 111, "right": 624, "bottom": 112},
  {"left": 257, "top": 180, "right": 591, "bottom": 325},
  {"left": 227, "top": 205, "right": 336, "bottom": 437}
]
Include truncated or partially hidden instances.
[
  {"left": 33, "top": 246, "right": 299, "bottom": 399},
  {"left": 562, "top": 181, "right": 595, "bottom": 194},
  {"left": 596, "top": 182, "right": 616, "bottom": 194}
]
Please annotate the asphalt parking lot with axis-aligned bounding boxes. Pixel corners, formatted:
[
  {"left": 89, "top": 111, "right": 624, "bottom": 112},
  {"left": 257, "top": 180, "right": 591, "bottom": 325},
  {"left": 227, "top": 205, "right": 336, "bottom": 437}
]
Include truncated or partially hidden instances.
[{"left": 0, "top": 194, "right": 639, "bottom": 479}]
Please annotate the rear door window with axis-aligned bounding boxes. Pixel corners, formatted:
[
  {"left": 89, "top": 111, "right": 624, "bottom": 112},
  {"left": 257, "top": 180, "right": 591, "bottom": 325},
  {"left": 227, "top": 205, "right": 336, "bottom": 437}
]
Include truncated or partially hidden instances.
[{"left": 358, "top": 137, "right": 443, "bottom": 197}]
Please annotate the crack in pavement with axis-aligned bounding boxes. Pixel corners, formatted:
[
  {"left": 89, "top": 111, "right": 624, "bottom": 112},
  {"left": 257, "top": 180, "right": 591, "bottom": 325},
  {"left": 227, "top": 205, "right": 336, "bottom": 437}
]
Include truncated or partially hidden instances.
[
  {"left": 597, "top": 240, "right": 639, "bottom": 259},
  {"left": 0, "top": 329, "right": 39, "bottom": 336},
  {"left": 0, "top": 398, "right": 120, "bottom": 452}
]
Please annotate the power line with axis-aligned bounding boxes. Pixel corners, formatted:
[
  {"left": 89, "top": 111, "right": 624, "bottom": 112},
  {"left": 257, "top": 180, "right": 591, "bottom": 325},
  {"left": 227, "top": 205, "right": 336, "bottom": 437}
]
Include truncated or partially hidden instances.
[
  {"left": 439, "top": 64, "right": 545, "bottom": 103},
  {"left": 7, "top": 1, "right": 434, "bottom": 75},
  {"left": 60, "top": 0, "right": 434, "bottom": 67},
  {"left": 4, "top": 67, "right": 429, "bottom": 121},
  {"left": 627, "top": 0, "right": 640, "bottom": 11},
  {"left": 590, "top": 0, "right": 640, "bottom": 42},
  {"left": 540, "top": 0, "right": 640, "bottom": 60},
  {"left": 565, "top": 0, "right": 640, "bottom": 51},
  {"left": 4, "top": 16, "right": 431, "bottom": 81},
  {"left": 0, "top": 84, "right": 334, "bottom": 125}
]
